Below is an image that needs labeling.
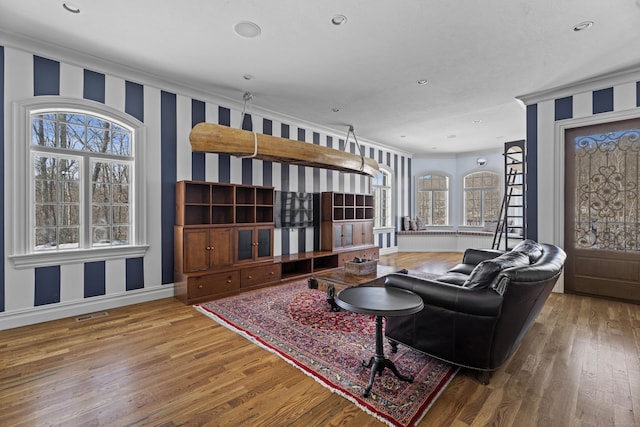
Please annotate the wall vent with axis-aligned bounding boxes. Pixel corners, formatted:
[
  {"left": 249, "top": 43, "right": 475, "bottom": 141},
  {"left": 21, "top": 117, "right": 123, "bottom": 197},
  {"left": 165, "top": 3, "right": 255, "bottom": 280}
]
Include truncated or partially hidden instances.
[{"left": 75, "top": 311, "right": 109, "bottom": 322}]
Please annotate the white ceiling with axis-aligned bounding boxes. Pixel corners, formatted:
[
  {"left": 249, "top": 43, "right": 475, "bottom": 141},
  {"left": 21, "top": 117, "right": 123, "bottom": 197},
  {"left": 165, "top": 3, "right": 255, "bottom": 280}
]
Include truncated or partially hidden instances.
[{"left": 1, "top": 1, "right": 640, "bottom": 155}]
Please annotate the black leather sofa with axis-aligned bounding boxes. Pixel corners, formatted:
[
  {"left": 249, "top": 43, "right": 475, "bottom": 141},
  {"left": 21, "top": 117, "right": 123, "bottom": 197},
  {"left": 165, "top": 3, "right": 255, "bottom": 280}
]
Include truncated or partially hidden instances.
[{"left": 384, "top": 240, "right": 566, "bottom": 383}]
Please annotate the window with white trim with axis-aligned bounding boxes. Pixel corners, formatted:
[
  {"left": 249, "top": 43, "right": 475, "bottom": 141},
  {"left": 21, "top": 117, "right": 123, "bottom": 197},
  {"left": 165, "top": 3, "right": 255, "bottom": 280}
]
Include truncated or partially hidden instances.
[
  {"left": 31, "top": 110, "right": 134, "bottom": 250},
  {"left": 416, "top": 174, "right": 449, "bottom": 225},
  {"left": 463, "top": 171, "right": 501, "bottom": 226},
  {"left": 10, "top": 98, "right": 148, "bottom": 268},
  {"left": 372, "top": 168, "right": 392, "bottom": 229}
]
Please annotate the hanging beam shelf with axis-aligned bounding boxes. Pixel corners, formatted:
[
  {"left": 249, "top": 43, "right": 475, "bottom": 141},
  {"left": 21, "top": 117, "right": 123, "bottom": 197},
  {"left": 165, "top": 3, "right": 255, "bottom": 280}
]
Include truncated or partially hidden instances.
[{"left": 189, "top": 122, "right": 380, "bottom": 177}]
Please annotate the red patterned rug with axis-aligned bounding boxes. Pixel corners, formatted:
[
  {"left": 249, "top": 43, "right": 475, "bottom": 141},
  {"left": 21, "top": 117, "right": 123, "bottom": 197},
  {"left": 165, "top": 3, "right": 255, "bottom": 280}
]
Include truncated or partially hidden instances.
[{"left": 196, "top": 280, "right": 457, "bottom": 427}]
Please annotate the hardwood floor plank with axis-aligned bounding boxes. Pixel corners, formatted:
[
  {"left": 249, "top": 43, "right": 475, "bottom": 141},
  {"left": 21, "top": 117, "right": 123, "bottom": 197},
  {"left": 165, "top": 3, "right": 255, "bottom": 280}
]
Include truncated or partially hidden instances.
[{"left": 1, "top": 252, "right": 639, "bottom": 426}]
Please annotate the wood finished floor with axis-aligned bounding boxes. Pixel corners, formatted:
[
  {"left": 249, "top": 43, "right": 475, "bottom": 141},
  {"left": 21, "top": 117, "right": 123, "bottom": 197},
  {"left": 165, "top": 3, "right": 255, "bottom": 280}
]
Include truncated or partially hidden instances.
[{"left": 1, "top": 252, "right": 639, "bottom": 427}]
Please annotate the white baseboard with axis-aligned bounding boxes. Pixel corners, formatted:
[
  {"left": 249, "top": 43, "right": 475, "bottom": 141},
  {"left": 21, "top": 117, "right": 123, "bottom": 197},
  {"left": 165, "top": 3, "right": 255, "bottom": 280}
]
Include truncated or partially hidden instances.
[
  {"left": 551, "top": 271, "right": 565, "bottom": 293},
  {"left": 0, "top": 284, "right": 175, "bottom": 331},
  {"left": 379, "top": 246, "right": 399, "bottom": 256}
]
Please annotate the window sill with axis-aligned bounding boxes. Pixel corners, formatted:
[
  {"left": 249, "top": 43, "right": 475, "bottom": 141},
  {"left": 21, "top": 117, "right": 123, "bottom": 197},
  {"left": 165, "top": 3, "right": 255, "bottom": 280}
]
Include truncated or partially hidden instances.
[
  {"left": 374, "top": 226, "right": 396, "bottom": 233},
  {"left": 10, "top": 245, "right": 149, "bottom": 269}
]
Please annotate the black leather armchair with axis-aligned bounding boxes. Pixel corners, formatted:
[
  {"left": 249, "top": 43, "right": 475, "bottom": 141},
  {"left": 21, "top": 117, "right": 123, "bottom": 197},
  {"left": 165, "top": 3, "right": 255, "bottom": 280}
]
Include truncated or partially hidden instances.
[{"left": 384, "top": 242, "right": 566, "bottom": 383}]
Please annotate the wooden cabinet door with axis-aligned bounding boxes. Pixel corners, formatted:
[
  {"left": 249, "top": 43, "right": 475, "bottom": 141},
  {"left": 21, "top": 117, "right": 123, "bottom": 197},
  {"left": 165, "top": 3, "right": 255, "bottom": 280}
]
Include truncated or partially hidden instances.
[
  {"left": 183, "top": 229, "right": 210, "bottom": 272},
  {"left": 352, "top": 222, "right": 364, "bottom": 246},
  {"left": 343, "top": 223, "right": 354, "bottom": 246},
  {"left": 209, "top": 228, "right": 233, "bottom": 267},
  {"left": 361, "top": 221, "right": 374, "bottom": 245},
  {"left": 236, "top": 226, "right": 273, "bottom": 263},
  {"left": 333, "top": 224, "right": 344, "bottom": 249}
]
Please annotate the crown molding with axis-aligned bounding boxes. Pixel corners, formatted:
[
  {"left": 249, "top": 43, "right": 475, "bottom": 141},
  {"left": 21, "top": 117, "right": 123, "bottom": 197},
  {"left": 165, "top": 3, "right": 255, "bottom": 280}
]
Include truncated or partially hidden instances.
[
  {"left": 517, "top": 63, "right": 640, "bottom": 105},
  {"left": 0, "top": 30, "right": 411, "bottom": 158}
]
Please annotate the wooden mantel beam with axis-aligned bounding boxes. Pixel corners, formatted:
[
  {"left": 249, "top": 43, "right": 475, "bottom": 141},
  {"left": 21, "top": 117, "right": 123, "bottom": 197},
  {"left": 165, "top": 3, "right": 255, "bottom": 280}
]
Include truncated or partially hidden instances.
[{"left": 189, "top": 122, "right": 380, "bottom": 177}]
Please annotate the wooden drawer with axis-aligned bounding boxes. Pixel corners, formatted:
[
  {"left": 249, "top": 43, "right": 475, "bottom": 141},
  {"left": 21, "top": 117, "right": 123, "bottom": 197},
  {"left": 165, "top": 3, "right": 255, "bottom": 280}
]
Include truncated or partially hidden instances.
[
  {"left": 241, "top": 264, "right": 281, "bottom": 288},
  {"left": 188, "top": 271, "right": 240, "bottom": 299}
]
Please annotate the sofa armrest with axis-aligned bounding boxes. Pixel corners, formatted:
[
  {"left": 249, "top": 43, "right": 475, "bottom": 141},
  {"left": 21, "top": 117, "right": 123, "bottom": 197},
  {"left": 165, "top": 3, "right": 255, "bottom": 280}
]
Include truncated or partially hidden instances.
[
  {"left": 461, "top": 248, "right": 504, "bottom": 266},
  {"left": 385, "top": 273, "right": 503, "bottom": 316}
]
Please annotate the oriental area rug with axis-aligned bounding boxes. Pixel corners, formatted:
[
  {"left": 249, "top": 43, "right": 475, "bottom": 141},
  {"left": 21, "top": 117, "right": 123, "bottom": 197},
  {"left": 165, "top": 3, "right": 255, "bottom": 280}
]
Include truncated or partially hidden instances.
[{"left": 196, "top": 280, "right": 457, "bottom": 427}]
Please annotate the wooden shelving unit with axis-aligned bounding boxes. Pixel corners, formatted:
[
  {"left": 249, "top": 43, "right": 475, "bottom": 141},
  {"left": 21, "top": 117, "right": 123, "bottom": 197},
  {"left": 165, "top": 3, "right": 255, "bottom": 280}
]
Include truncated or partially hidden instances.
[
  {"left": 323, "top": 192, "right": 374, "bottom": 222},
  {"left": 174, "top": 181, "right": 276, "bottom": 304},
  {"left": 321, "top": 191, "right": 377, "bottom": 253},
  {"left": 175, "top": 184, "right": 380, "bottom": 304},
  {"left": 276, "top": 251, "right": 340, "bottom": 281}
]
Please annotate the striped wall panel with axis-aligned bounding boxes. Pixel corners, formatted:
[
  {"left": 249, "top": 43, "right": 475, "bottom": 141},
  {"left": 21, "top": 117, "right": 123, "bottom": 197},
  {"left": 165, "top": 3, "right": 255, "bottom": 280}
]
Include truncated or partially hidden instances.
[
  {"left": 525, "top": 104, "right": 538, "bottom": 241},
  {"left": 83, "top": 69, "right": 105, "bottom": 103},
  {"left": 33, "top": 55, "right": 59, "bottom": 96},
  {"left": 1, "top": 45, "right": 410, "bottom": 326},
  {"left": 84, "top": 261, "right": 106, "bottom": 298},
  {"left": 191, "top": 99, "right": 206, "bottom": 181},
  {"left": 0, "top": 45, "right": 4, "bottom": 313},
  {"left": 161, "top": 91, "right": 177, "bottom": 285}
]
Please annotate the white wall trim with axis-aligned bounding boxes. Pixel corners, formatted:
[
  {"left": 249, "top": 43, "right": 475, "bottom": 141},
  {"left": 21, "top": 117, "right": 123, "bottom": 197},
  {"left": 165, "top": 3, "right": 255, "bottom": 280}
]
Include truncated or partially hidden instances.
[
  {"left": 10, "top": 97, "right": 148, "bottom": 263},
  {"left": 518, "top": 64, "right": 640, "bottom": 105},
  {"left": 379, "top": 246, "right": 398, "bottom": 256},
  {"left": 10, "top": 245, "right": 150, "bottom": 269},
  {"left": 0, "top": 284, "right": 175, "bottom": 330},
  {"left": 0, "top": 30, "right": 409, "bottom": 158}
]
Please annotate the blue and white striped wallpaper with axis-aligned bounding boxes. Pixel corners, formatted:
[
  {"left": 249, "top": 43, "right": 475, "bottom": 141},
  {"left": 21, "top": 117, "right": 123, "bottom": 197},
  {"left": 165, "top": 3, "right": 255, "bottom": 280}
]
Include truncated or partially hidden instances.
[
  {"left": 0, "top": 42, "right": 411, "bottom": 328},
  {"left": 0, "top": 45, "right": 5, "bottom": 313}
]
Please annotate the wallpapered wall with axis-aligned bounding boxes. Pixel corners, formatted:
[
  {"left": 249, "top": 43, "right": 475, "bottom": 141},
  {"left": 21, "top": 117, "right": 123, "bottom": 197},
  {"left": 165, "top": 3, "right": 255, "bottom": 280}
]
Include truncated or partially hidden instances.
[{"left": 0, "top": 42, "right": 411, "bottom": 329}]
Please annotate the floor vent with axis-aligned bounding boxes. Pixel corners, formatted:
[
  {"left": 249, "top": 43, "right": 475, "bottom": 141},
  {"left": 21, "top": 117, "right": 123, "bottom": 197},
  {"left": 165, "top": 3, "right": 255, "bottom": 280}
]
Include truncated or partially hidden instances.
[{"left": 75, "top": 311, "right": 109, "bottom": 322}]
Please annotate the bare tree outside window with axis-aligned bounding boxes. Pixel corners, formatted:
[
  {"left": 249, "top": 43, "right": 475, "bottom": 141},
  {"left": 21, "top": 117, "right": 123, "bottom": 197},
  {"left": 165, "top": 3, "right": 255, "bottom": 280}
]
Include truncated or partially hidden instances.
[
  {"left": 416, "top": 174, "right": 448, "bottom": 225},
  {"left": 31, "top": 110, "right": 133, "bottom": 251},
  {"left": 372, "top": 169, "right": 392, "bottom": 228},
  {"left": 464, "top": 171, "right": 500, "bottom": 226}
]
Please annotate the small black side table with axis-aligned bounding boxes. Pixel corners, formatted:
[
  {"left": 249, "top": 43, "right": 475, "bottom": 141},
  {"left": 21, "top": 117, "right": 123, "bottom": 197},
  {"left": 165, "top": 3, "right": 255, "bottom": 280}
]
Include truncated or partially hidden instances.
[{"left": 336, "top": 286, "right": 424, "bottom": 397}]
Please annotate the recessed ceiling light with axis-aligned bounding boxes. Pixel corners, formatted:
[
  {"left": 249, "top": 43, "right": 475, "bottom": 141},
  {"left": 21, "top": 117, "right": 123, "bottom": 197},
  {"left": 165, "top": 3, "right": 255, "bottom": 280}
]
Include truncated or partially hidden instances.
[
  {"left": 417, "top": 79, "right": 428, "bottom": 85},
  {"left": 62, "top": 2, "right": 80, "bottom": 13},
  {"left": 331, "top": 15, "right": 347, "bottom": 26},
  {"left": 234, "top": 21, "right": 262, "bottom": 38},
  {"left": 573, "top": 21, "right": 594, "bottom": 31}
]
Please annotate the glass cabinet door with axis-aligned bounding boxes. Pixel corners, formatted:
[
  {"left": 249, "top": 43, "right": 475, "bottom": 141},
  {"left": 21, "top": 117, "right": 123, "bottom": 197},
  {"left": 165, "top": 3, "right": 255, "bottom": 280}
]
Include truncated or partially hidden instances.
[
  {"left": 237, "top": 228, "right": 254, "bottom": 261},
  {"left": 257, "top": 227, "right": 272, "bottom": 258},
  {"left": 343, "top": 223, "right": 353, "bottom": 246},
  {"left": 333, "top": 224, "right": 343, "bottom": 248}
]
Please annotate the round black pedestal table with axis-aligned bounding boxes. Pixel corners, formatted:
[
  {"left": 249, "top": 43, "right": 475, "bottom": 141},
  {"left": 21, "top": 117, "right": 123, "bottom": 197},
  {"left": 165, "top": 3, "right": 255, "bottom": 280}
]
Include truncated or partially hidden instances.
[{"left": 335, "top": 286, "right": 424, "bottom": 397}]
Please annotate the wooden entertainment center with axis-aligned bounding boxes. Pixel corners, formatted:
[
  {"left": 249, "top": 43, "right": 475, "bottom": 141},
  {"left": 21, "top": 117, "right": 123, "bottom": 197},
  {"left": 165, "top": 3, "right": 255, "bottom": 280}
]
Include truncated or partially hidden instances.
[{"left": 174, "top": 180, "right": 379, "bottom": 304}]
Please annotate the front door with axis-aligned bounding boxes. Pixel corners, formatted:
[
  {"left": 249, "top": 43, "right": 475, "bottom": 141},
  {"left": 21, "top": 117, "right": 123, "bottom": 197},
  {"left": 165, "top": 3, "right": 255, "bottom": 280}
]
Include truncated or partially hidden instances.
[{"left": 564, "top": 118, "right": 640, "bottom": 303}]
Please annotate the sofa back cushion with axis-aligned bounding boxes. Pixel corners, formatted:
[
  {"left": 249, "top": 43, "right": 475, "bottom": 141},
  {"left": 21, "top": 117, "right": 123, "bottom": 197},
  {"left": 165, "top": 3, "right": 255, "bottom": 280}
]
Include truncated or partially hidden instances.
[
  {"left": 512, "top": 239, "right": 544, "bottom": 263},
  {"left": 463, "top": 251, "right": 530, "bottom": 289}
]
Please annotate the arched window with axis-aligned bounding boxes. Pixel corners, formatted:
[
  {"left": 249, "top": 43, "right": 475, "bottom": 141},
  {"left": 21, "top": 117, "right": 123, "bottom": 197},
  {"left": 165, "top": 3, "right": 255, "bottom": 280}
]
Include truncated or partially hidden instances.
[
  {"left": 11, "top": 98, "right": 147, "bottom": 267},
  {"left": 464, "top": 171, "right": 501, "bottom": 226},
  {"left": 31, "top": 110, "right": 134, "bottom": 250},
  {"left": 416, "top": 174, "right": 449, "bottom": 225},
  {"left": 372, "top": 167, "right": 393, "bottom": 229}
]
